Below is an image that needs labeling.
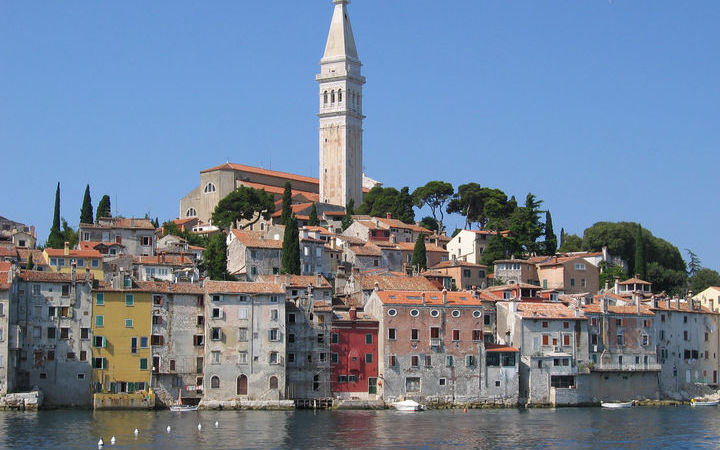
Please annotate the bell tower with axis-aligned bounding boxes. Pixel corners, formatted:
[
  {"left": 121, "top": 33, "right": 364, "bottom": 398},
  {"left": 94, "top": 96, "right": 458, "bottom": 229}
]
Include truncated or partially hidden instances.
[{"left": 317, "top": 0, "right": 365, "bottom": 208}]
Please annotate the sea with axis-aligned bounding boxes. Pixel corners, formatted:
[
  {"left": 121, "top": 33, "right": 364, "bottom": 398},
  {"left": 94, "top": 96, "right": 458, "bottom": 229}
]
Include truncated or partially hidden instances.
[{"left": 0, "top": 406, "right": 718, "bottom": 449}]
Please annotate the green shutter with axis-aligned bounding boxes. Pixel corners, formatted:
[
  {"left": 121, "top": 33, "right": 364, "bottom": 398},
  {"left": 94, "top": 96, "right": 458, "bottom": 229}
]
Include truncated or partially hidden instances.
[
  {"left": 95, "top": 315, "right": 104, "bottom": 327},
  {"left": 96, "top": 293, "right": 104, "bottom": 305},
  {"left": 125, "top": 294, "right": 134, "bottom": 306},
  {"left": 140, "top": 358, "right": 148, "bottom": 370}
]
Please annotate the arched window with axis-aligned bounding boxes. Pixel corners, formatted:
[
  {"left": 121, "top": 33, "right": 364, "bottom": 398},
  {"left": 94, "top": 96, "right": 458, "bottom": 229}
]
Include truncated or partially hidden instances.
[
  {"left": 186, "top": 208, "right": 197, "bottom": 217},
  {"left": 269, "top": 376, "right": 279, "bottom": 390},
  {"left": 331, "top": 90, "right": 335, "bottom": 103},
  {"left": 211, "top": 375, "right": 220, "bottom": 389},
  {"left": 338, "top": 89, "right": 342, "bottom": 102},
  {"left": 237, "top": 374, "right": 248, "bottom": 395},
  {"left": 323, "top": 91, "right": 328, "bottom": 104},
  {"left": 204, "top": 182, "right": 216, "bottom": 193}
]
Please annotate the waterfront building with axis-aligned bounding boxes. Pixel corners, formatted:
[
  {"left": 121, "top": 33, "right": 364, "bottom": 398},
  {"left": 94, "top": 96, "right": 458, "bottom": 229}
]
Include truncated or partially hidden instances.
[
  {"left": 330, "top": 307, "right": 379, "bottom": 400},
  {"left": 202, "top": 280, "right": 286, "bottom": 402},
  {"left": 0, "top": 263, "right": 14, "bottom": 395},
  {"left": 14, "top": 269, "right": 93, "bottom": 406},
  {"left": 79, "top": 217, "right": 156, "bottom": 257},
  {"left": 481, "top": 343, "right": 520, "bottom": 405}
]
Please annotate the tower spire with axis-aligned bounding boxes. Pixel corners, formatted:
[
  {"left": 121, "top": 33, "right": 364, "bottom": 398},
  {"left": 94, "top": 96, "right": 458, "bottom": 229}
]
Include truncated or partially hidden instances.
[{"left": 322, "top": 0, "right": 358, "bottom": 62}]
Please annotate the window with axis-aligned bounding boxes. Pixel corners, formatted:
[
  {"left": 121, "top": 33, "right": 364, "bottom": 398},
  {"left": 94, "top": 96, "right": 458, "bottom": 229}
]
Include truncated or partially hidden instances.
[
  {"left": 61, "top": 285, "right": 70, "bottom": 297},
  {"left": 445, "top": 355, "right": 453, "bottom": 367},
  {"left": 430, "top": 309, "right": 440, "bottom": 318},
  {"left": 388, "top": 328, "right": 397, "bottom": 340},
  {"left": 570, "top": 278, "right": 576, "bottom": 287},
  {"left": 211, "top": 376, "right": 220, "bottom": 389},
  {"left": 212, "top": 307, "right": 222, "bottom": 319},
  {"left": 153, "top": 295, "right": 163, "bottom": 306},
  {"left": 617, "top": 334, "right": 624, "bottom": 346},
  {"left": 204, "top": 183, "right": 216, "bottom": 193},
  {"left": 410, "top": 309, "right": 419, "bottom": 317},
  {"left": 616, "top": 318, "right": 623, "bottom": 326},
  {"left": 140, "top": 336, "right": 149, "bottom": 348},
  {"left": 463, "top": 269, "right": 471, "bottom": 277},
  {"left": 186, "top": 207, "right": 197, "bottom": 217},
  {"left": 542, "top": 321, "right": 549, "bottom": 328},
  {"left": 93, "top": 357, "right": 107, "bottom": 369},
  {"left": 125, "top": 319, "right": 133, "bottom": 328},
  {"left": 95, "top": 316, "right": 104, "bottom": 327},
  {"left": 405, "top": 377, "right": 421, "bottom": 393},
  {"left": 269, "top": 329, "right": 279, "bottom": 341},
  {"left": 270, "top": 309, "right": 279, "bottom": 321},
  {"left": 93, "top": 336, "right": 106, "bottom": 347},
  {"left": 411, "top": 355, "right": 419, "bottom": 367},
  {"left": 473, "top": 310, "right": 481, "bottom": 318},
  {"left": 80, "top": 327, "right": 89, "bottom": 339},
  {"left": 574, "top": 263, "right": 586, "bottom": 270},
  {"left": 239, "top": 352, "right": 248, "bottom": 364},
  {"left": 80, "top": 350, "right": 87, "bottom": 361},
  {"left": 169, "top": 359, "right": 176, "bottom": 371},
  {"left": 151, "top": 335, "right": 164, "bottom": 345},
  {"left": 551, "top": 375, "right": 575, "bottom": 388},
  {"left": 387, "top": 309, "right": 397, "bottom": 317},
  {"left": 411, "top": 329, "right": 419, "bottom": 340},
  {"left": 197, "top": 315, "right": 205, "bottom": 326},
  {"left": 269, "top": 352, "right": 279, "bottom": 364},
  {"left": 366, "top": 353, "right": 373, "bottom": 363},
  {"left": 684, "top": 330, "right": 689, "bottom": 341},
  {"left": 642, "top": 335, "right": 649, "bottom": 346},
  {"left": 152, "top": 315, "right": 162, "bottom": 325},
  {"left": 317, "top": 333, "right": 324, "bottom": 343},
  {"left": 452, "top": 310, "right": 460, "bottom": 318},
  {"left": 48, "top": 306, "right": 56, "bottom": 318},
  {"left": 131, "top": 337, "right": 138, "bottom": 354},
  {"left": 194, "top": 335, "right": 204, "bottom": 346},
  {"left": 542, "top": 334, "right": 549, "bottom": 346},
  {"left": 465, "top": 355, "right": 476, "bottom": 367},
  {"left": 47, "top": 327, "right": 56, "bottom": 339},
  {"left": 472, "top": 330, "right": 481, "bottom": 341},
  {"left": 32, "top": 284, "right": 41, "bottom": 295},
  {"left": 331, "top": 333, "right": 339, "bottom": 344},
  {"left": 140, "top": 358, "right": 148, "bottom": 370},
  {"left": 331, "top": 352, "right": 338, "bottom": 364},
  {"left": 125, "top": 294, "right": 134, "bottom": 306},
  {"left": 486, "top": 353, "right": 500, "bottom": 366},
  {"left": 211, "top": 328, "right": 222, "bottom": 340},
  {"left": 288, "top": 313, "right": 295, "bottom": 323},
  {"left": 238, "top": 328, "right": 248, "bottom": 342},
  {"left": 211, "top": 351, "right": 221, "bottom": 364},
  {"left": 563, "top": 334, "right": 570, "bottom": 346},
  {"left": 563, "top": 321, "right": 569, "bottom": 329},
  {"left": 389, "top": 355, "right": 397, "bottom": 366},
  {"left": 452, "top": 330, "right": 460, "bottom": 341},
  {"left": 365, "top": 333, "right": 373, "bottom": 345}
]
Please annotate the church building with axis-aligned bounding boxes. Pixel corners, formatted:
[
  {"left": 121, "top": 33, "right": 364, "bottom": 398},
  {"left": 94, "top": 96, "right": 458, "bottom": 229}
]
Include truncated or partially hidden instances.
[{"left": 180, "top": 0, "right": 377, "bottom": 225}]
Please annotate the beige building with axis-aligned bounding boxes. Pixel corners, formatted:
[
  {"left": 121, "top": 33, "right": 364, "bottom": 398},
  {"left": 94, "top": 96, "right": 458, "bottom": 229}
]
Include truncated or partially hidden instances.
[
  {"left": 447, "top": 230, "right": 505, "bottom": 265},
  {"left": 537, "top": 256, "right": 599, "bottom": 294},
  {"left": 693, "top": 286, "right": 720, "bottom": 312},
  {"left": 429, "top": 259, "right": 488, "bottom": 291}
]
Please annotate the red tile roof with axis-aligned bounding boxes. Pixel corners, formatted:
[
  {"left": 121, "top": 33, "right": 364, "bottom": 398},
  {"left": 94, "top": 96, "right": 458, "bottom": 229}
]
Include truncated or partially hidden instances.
[
  {"left": 133, "top": 255, "right": 194, "bottom": 266},
  {"left": 240, "top": 181, "right": 319, "bottom": 202},
  {"left": 619, "top": 277, "right": 652, "bottom": 285},
  {"left": 204, "top": 280, "right": 285, "bottom": 294},
  {"left": 485, "top": 343, "right": 519, "bottom": 353},
  {"left": 395, "top": 242, "right": 447, "bottom": 253},
  {"left": 430, "top": 260, "right": 487, "bottom": 269},
  {"left": 349, "top": 243, "right": 383, "bottom": 257},
  {"left": 505, "top": 301, "right": 586, "bottom": 320},
  {"left": 375, "top": 290, "right": 483, "bottom": 306},
  {"left": 18, "top": 270, "right": 94, "bottom": 283},
  {"left": 256, "top": 274, "right": 331, "bottom": 288},
  {"left": 354, "top": 274, "right": 438, "bottom": 292},
  {"left": 230, "top": 230, "right": 283, "bottom": 249},
  {"left": 582, "top": 303, "right": 654, "bottom": 316},
  {"left": 79, "top": 241, "right": 125, "bottom": 250},
  {"left": 201, "top": 162, "right": 319, "bottom": 185},
  {"left": 375, "top": 217, "right": 431, "bottom": 234},
  {"left": 45, "top": 248, "right": 102, "bottom": 258}
]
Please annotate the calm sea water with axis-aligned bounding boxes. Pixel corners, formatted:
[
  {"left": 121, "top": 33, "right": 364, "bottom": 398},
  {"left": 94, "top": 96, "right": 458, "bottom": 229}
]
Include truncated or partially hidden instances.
[{"left": 0, "top": 406, "right": 718, "bottom": 449}]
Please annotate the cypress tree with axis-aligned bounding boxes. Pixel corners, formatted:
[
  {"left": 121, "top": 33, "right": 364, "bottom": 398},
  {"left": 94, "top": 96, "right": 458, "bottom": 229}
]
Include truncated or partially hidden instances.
[
  {"left": 308, "top": 202, "right": 319, "bottom": 227},
  {"left": 543, "top": 211, "right": 557, "bottom": 256},
  {"left": 26, "top": 253, "right": 34, "bottom": 270},
  {"left": 633, "top": 224, "right": 646, "bottom": 279},
  {"left": 280, "top": 182, "right": 293, "bottom": 226},
  {"left": 341, "top": 199, "right": 354, "bottom": 231},
  {"left": 96, "top": 195, "right": 111, "bottom": 221},
  {"left": 202, "top": 233, "right": 229, "bottom": 280},
  {"left": 411, "top": 233, "right": 427, "bottom": 271},
  {"left": 80, "top": 184, "right": 94, "bottom": 224},
  {"left": 47, "top": 182, "right": 64, "bottom": 248},
  {"left": 281, "top": 215, "right": 301, "bottom": 275},
  {"left": 559, "top": 227, "right": 565, "bottom": 248}
]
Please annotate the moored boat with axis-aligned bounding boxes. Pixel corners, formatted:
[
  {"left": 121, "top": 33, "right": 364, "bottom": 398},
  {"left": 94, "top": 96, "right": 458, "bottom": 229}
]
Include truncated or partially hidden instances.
[
  {"left": 170, "top": 404, "right": 199, "bottom": 412},
  {"left": 691, "top": 398, "right": 719, "bottom": 407},
  {"left": 601, "top": 401, "right": 633, "bottom": 408},
  {"left": 392, "top": 400, "right": 425, "bottom": 411}
]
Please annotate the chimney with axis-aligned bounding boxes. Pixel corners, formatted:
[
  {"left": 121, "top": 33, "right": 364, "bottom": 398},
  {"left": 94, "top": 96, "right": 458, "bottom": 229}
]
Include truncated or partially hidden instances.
[
  {"left": 604, "top": 279, "right": 610, "bottom": 292},
  {"left": 652, "top": 298, "right": 658, "bottom": 309},
  {"left": 421, "top": 292, "right": 426, "bottom": 304},
  {"left": 349, "top": 307, "right": 357, "bottom": 320},
  {"left": 614, "top": 278, "right": 620, "bottom": 295},
  {"left": 386, "top": 213, "right": 392, "bottom": 220},
  {"left": 442, "top": 288, "right": 448, "bottom": 305},
  {"left": 553, "top": 256, "right": 558, "bottom": 263},
  {"left": 275, "top": 274, "right": 280, "bottom": 284},
  {"left": 635, "top": 293, "right": 641, "bottom": 315},
  {"left": 316, "top": 273, "right": 323, "bottom": 287},
  {"left": 286, "top": 274, "right": 291, "bottom": 285},
  {"left": 601, "top": 297, "right": 608, "bottom": 314},
  {"left": 451, "top": 254, "right": 458, "bottom": 265},
  {"left": 85, "top": 268, "right": 91, "bottom": 283},
  {"left": 71, "top": 260, "right": 77, "bottom": 282},
  {"left": 389, "top": 234, "right": 396, "bottom": 244},
  {"left": 373, "top": 281, "right": 380, "bottom": 292},
  {"left": 30, "top": 225, "right": 35, "bottom": 237},
  {"left": 64, "top": 241, "right": 70, "bottom": 256}
]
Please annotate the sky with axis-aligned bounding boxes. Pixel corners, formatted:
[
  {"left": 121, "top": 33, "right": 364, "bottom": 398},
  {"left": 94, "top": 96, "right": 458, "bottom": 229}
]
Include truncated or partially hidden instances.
[{"left": 1, "top": 1, "right": 719, "bottom": 270}]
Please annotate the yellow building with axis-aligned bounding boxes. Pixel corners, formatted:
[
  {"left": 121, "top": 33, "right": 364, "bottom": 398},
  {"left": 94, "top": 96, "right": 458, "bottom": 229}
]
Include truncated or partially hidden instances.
[
  {"left": 44, "top": 243, "right": 104, "bottom": 279},
  {"left": 92, "top": 277, "right": 153, "bottom": 402}
]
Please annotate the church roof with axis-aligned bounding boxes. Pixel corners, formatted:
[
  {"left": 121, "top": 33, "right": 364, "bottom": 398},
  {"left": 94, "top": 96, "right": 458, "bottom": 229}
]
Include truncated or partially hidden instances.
[
  {"left": 201, "top": 162, "right": 318, "bottom": 185},
  {"left": 322, "top": 0, "right": 358, "bottom": 62}
]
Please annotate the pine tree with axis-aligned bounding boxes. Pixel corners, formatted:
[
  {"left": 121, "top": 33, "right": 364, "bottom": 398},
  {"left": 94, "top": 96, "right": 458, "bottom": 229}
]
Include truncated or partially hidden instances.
[
  {"left": 47, "top": 182, "right": 64, "bottom": 248},
  {"left": 96, "top": 195, "right": 111, "bottom": 221},
  {"left": 80, "top": 184, "right": 94, "bottom": 224},
  {"left": 280, "top": 182, "right": 293, "bottom": 226},
  {"left": 543, "top": 211, "right": 557, "bottom": 256},
  {"left": 411, "top": 233, "right": 427, "bottom": 271},
  {"left": 633, "top": 224, "right": 646, "bottom": 279},
  {"left": 281, "top": 215, "right": 301, "bottom": 275},
  {"left": 308, "top": 203, "right": 319, "bottom": 226}
]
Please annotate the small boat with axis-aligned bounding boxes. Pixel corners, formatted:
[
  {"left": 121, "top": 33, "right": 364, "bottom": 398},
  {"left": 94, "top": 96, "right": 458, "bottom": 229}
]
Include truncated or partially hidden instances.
[
  {"left": 392, "top": 400, "right": 425, "bottom": 411},
  {"left": 691, "top": 399, "right": 719, "bottom": 407},
  {"left": 601, "top": 401, "right": 633, "bottom": 409},
  {"left": 170, "top": 388, "right": 198, "bottom": 411}
]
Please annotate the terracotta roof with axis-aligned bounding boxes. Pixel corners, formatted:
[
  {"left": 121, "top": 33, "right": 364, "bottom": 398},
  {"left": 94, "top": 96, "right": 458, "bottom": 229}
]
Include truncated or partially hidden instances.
[
  {"left": 375, "top": 217, "right": 430, "bottom": 234},
  {"left": 323, "top": 211, "right": 346, "bottom": 217},
  {"left": 430, "top": 260, "right": 487, "bottom": 269},
  {"left": 230, "top": 230, "right": 283, "bottom": 249},
  {"left": 240, "top": 181, "right": 319, "bottom": 202},
  {"left": 45, "top": 248, "right": 102, "bottom": 258},
  {"left": 133, "top": 255, "right": 194, "bottom": 266},
  {"left": 256, "top": 274, "right": 331, "bottom": 288},
  {"left": 485, "top": 343, "right": 519, "bottom": 353},
  {"left": 348, "top": 243, "right": 383, "bottom": 257},
  {"left": 201, "top": 162, "right": 319, "bottom": 185},
  {"left": 487, "top": 282, "right": 541, "bottom": 291},
  {"left": 494, "top": 258, "right": 537, "bottom": 265},
  {"left": 354, "top": 275, "right": 440, "bottom": 292},
  {"left": 354, "top": 220, "right": 384, "bottom": 230},
  {"left": 303, "top": 226, "right": 331, "bottom": 234},
  {"left": 135, "top": 281, "right": 205, "bottom": 294},
  {"left": 18, "top": 270, "right": 94, "bottom": 283},
  {"left": 0, "top": 247, "right": 17, "bottom": 258},
  {"left": 0, "top": 261, "right": 12, "bottom": 271},
  {"left": 505, "top": 301, "right": 586, "bottom": 320},
  {"left": 619, "top": 277, "right": 652, "bottom": 285},
  {"left": 583, "top": 303, "right": 654, "bottom": 316},
  {"left": 651, "top": 300, "right": 717, "bottom": 315},
  {"left": 375, "top": 290, "right": 483, "bottom": 306},
  {"left": 15, "top": 249, "right": 47, "bottom": 265},
  {"left": 173, "top": 217, "right": 197, "bottom": 226},
  {"left": 395, "top": 242, "right": 447, "bottom": 253},
  {"left": 336, "top": 235, "right": 366, "bottom": 245},
  {"left": 536, "top": 256, "right": 584, "bottom": 267},
  {"left": 0, "top": 276, "right": 10, "bottom": 290},
  {"left": 188, "top": 245, "right": 205, "bottom": 251},
  {"left": 82, "top": 218, "right": 155, "bottom": 230},
  {"left": 79, "top": 241, "right": 124, "bottom": 250},
  {"left": 204, "top": 280, "right": 285, "bottom": 294}
]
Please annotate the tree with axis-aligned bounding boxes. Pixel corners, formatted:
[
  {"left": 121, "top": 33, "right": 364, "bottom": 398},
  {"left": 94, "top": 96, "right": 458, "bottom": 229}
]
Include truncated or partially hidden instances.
[
  {"left": 161, "top": 220, "right": 208, "bottom": 248},
  {"left": 633, "top": 224, "right": 646, "bottom": 279},
  {"left": 686, "top": 249, "right": 702, "bottom": 278},
  {"left": 446, "top": 183, "right": 512, "bottom": 230},
  {"left": 201, "top": 233, "right": 229, "bottom": 280},
  {"left": 558, "top": 233, "right": 583, "bottom": 253},
  {"left": 211, "top": 186, "right": 275, "bottom": 230},
  {"left": 47, "top": 182, "right": 64, "bottom": 249},
  {"left": 26, "top": 253, "right": 34, "bottom": 270},
  {"left": 598, "top": 262, "right": 627, "bottom": 291},
  {"left": 356, "top": 185, "right": 415, "bottom": 224},
  {"left": 341, "top": 199, "right": 354, "bottom": 231},
  {"left": 412, "top": 181, "right": 453, "bottom": 232},
  {"left": 308, "top": 203, "right": 319, "bottom": 226},
  {"left": 80, "top": 184, "right": 93, "bottom": 224},
  {"left": 281, "top": 215, "right": 301, "bottom": 275},
  {"left": 411, "top": 233, "right": 427, "bottom": 271},
  {"left": 419, "top": 216, "right": 439, "bottom": 233},
  {"left": 61, "top": 218, "right": 78, "bottom": 249},
  {"left": 280, "top": 182, "right": 293, "bottom": 226},
  {"left": 481, "top": 232, "right": 510, "bottom": 267},
  {"left": 689, "top": 268, "right": 720, "bottom": 295},
  {"left": 505, "top": 193, "right": 544, "bottom": 256},
  {"left": 543, "top": 211, "right": 557, "bottom": 256},
  {"left": 96, "top": 195, "right": 111, "bottom": 220}
]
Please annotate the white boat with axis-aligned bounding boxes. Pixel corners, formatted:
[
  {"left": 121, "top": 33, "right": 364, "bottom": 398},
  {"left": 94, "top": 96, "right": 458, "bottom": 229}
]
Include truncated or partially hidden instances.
[
  {"left": 601, "top": 401, "right": 633, "bottom": 408},
  {"left": 170, "top": 404, "right": 198, "bottom": 412},
  {"left": 691, "top": 399, "right": 719, "bottom": 407},
  {"left": 392, "top": 400, "right": 425, "bottom": 411}
]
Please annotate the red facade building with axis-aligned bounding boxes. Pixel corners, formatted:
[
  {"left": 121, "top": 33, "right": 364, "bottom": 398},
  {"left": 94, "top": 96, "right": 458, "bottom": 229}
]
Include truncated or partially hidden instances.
[{"left": 330, "top": 307, "right": 379, "bottom": 399}]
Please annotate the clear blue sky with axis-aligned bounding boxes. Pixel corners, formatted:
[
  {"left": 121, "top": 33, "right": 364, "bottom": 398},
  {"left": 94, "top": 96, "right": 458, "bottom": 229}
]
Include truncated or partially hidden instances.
[{"left": 2, "top": 1, "right": 718, "bottom": 270}]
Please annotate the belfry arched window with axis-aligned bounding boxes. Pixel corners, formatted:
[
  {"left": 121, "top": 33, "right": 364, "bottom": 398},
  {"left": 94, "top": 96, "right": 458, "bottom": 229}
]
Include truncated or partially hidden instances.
[
  {"left": 338, "top": 89, "right": 342, "bottom": 102},
  {"left": 204, "top": 182, "right": 216, "bottom": 193},
  {"left": 331, "top": 90, "right": 335, "bottom": 103},
  {"left": 323, "top": 91, "right": 328, "bottom": 104},
  {"left": 186, "top": 208, "right": 197, "bottom": 217}
]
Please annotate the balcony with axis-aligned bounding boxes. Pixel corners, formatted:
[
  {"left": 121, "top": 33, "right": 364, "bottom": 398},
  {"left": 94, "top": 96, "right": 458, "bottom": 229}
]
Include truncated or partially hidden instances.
[
  {"left": 591, "top": 362, "right": 661, "bottom": 372},
  {"left": 430, "top": 338, "right": 442, "bottom": 347}
]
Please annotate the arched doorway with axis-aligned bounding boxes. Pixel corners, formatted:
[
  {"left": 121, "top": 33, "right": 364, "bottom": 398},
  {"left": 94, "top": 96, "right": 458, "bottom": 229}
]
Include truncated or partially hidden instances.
[
  {"left": 269, "top": 376, "right": 278, "bottom": 390},
  {"left": 237, "top": 374, "right": 248, "bottom": 395}
]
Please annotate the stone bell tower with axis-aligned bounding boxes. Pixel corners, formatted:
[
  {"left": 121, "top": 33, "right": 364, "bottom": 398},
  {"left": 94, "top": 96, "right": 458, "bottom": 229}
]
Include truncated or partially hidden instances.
[{"left": 317, "top": 0, "right": 365, "bottom": 208}]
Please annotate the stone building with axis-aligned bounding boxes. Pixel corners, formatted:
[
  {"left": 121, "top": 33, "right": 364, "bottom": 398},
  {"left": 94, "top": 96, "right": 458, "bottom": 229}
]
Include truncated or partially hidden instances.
[
  {"left": 693, "top": 286, "right": 720, "bottom": 313},
  {"left": 202, "top": 280, "right": 286, "bottom": 403},
  {"left": 493, "top": 258, "right": 540, "bottom": 286},
  {"left": 133, "top": 254, "right": 197, "bottom": 282},
  {"left": 330, "top": 307, "right": 379, "bottom": 400},
  {"left": 481, "top": 343, "right": 520, "bottom": 405},
  {"left": 428, "top": 259, "right": 488, "bottom": 291},
  {"left": 0, "top": 263, "right": 15, "bottom": 395},
  {"left": 80, "top": 217, "right": 156, "bottom": 257},
  {"left": 226, "top": 230, "right": 282, "bottom": 280},
  {"left": 364, "top": 290, "right": 487, "bottom": 404},
  {"left": 14, "top": 269, "right": 94, "bottom": 406},
  {"left": 537, "top": 256, "right": 600, "bottom": 294}
]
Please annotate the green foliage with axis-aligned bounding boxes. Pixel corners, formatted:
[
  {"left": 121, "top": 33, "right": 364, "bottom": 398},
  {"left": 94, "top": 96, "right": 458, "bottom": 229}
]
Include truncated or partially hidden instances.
[
  {"left": 211, "top": 186, "right": 275, "bottom": 230},
  {"left": 412, "top": 181, "right": 453, "bottom": 231},
  {"left": 419, "top": 216, "right": 439, "bottom": 233},
  {"left": 346, "top": 198, "right": 355, "bottom": 215},
  {"left": 26, "top": 253, "right": 34, "bottom": 270},
  {"left": 308, "top": 203, "right": 319, "bottom": 227},
  {"left": 356, "top": 185, "right": 415, "bottom": 224},
  {"left": 161, "top": 221, "right": 208, "bottom": 248},
  {"left": 451, "top": 228, "right": 461, "bottom": 238},
  {"left": 505, "top": 193, "right": 544, "bottom": 256},
  {"left": 543, "top": 211, "right": 557, "bottom": 256},
  {"left": 341, "top": 199, "right": 354, "bottom": 232},
  {"left": 411, "top": 233, "right": 427, "bottom": 271},
  {"left": 598, "top": 262, "right": 627, "bottom": 291},
  {"left": 96, "top": 195, "right": 111, "bottom": 220},
  {"left": 647, "top": 262, "right": 687, "bottom": 296},
  {"left": 281, "top": 215, "right": 301, "bottom": 275},
  {"left": 80, "top": 184, "right": 93, "bottom": 224},
  {"left": 633, "top": 224, "right": 647, "bottom": 279},
  {"left": 47, "top": 182, "right": 64, "bottom": 249},
  {"left": 280, "top": 182, "right": 292, "bottom": 226},
  {"left": 481, "top": 233, "right": 510, "bottom": 267},
  {"left": 201, "top": 233, "right": 229, "bottom": 280},
  {"left": 61, "top": 218, "right": 78, "bottom": 249},
  {"left": 689, "top": 268, "right": 720, "bottom": 295},
  {"left": 152, "top": 217, "right": 159, "bottom": 228},
  {"left": 446, "top": 183, "right": 513, "bottom": 230},
  {"left": 558, "top": 232, "right": 583, "bottom": 252}
]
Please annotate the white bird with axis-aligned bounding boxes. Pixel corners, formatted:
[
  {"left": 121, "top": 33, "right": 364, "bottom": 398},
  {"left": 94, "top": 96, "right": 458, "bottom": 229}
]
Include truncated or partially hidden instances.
[
  {"left": 166, "top": 425, "right": 171, "bottom": 433},
  {"left": 214, "top": 421, "right": 219, "bottom": 428},
  {"left": 198, "top": 423, "right": 202, "bottom": 431},
  {"left": 110, "top": 436, "right": 116, "bottom": 445},
  {"left": 133, "top": 429, "right": 139, "bottom": 436},
  {"left": 98, "top": 439, "right": 104, "bottom": 448}
]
